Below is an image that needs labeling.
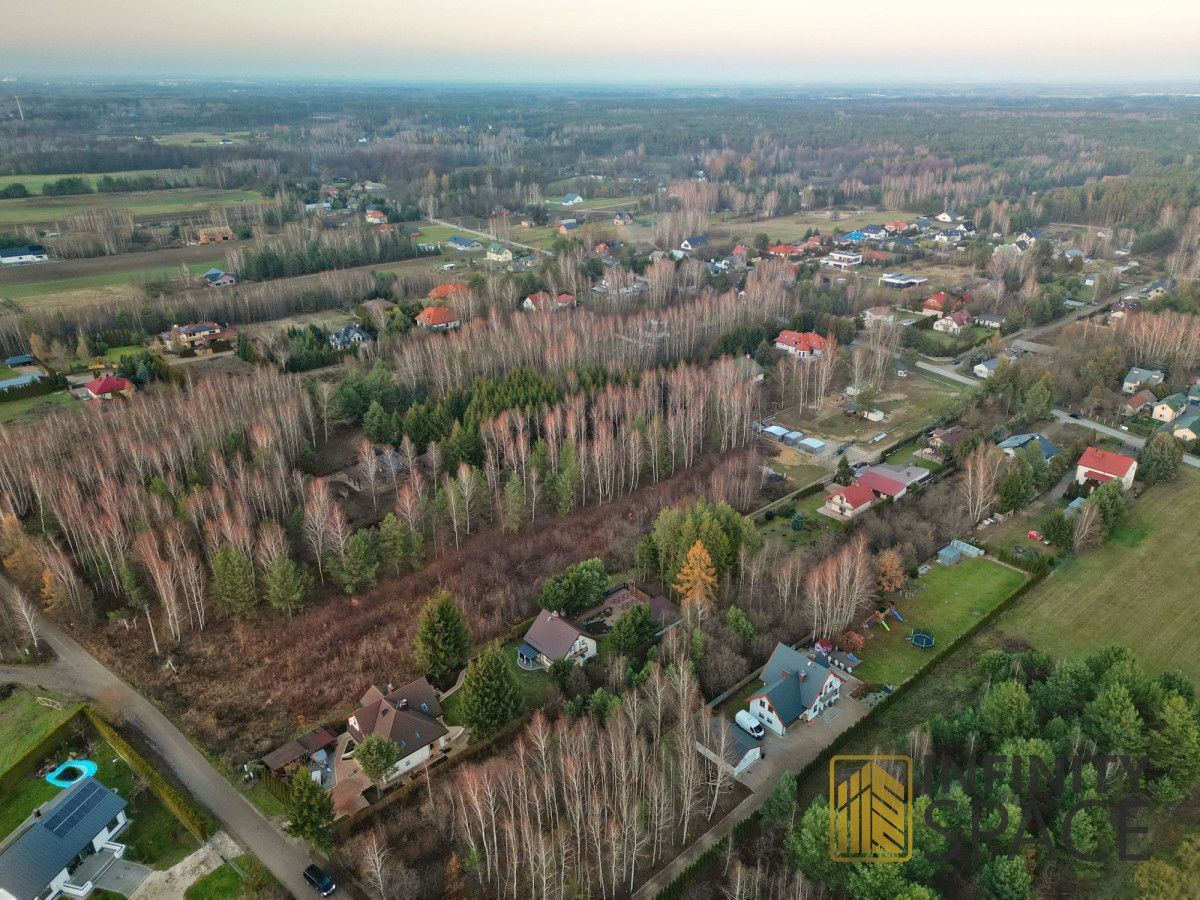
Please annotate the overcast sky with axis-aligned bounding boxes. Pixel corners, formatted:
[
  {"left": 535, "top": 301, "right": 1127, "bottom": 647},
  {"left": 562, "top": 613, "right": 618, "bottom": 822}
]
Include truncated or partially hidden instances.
[{"left": 3, "top": 0, "right": 1199, "bottom": 84}]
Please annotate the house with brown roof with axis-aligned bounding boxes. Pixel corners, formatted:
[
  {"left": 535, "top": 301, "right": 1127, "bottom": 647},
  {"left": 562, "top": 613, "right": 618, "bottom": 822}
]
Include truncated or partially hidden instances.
[
  {"left": 517, "top": 610, "right": 597, "bottom": 671},
  {"left": 928, "top": 425, "right": 969, "bottom": 455},
  {"left": 261, "top": 726, "right": 338, "bottom": 776},
  {"left": 773, "top": 330, "right": 827, "bottom": 359},
  {"left": 198, "top": 226, "right": 235, "bottom": 244}
]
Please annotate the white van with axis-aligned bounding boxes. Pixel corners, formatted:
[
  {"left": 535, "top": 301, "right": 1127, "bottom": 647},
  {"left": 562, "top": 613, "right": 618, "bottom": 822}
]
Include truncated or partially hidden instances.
[{"left": 735, "top": 710, "right": 765, "bottom": 740}]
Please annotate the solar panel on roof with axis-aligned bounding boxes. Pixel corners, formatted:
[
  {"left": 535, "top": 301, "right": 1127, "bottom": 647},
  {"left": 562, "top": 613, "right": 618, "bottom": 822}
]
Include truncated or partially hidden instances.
[{"left": 43, "top": 781, "right": 106, "bottom": 837}]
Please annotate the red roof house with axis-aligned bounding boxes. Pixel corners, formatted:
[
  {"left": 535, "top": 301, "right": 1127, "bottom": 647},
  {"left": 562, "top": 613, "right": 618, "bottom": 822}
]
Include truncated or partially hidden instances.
[
  {"left": 415, "top": 306, "right": 461, "bottom": 330},
  {"left": 84, "top": 375, "right": 134, "bottom": 400},
  {"left": 922, "top": 292, "right": 948, "bottom": 315},
  {"left": 821, "top": 483, "right": 877, "bottom": 519},
  {"left": 856, "top": 469, "right": 908, "bottom": 499},
  {"left": 773, "top": 330, "right": 827, "bottom": 358},
  {"left": 428, "top": 282, "right": 469, "bottom": 300},
  {"left": 1075, "top": 447, "right": 1137, "bottom": 489}
]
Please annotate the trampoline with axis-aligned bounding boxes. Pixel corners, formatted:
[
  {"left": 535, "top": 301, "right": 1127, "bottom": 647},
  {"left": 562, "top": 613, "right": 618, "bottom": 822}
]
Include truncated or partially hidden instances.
[
  {"left": 908, "top": 630, "right": 935, "bottom": 650},
  {"left": 45, "top": 759, "right": 97, "bottom": 788}
]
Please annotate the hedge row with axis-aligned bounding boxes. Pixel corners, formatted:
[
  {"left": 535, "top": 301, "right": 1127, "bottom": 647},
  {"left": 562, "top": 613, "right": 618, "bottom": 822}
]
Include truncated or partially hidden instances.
[
  {"left": 84, "top": 707, "right": 210, "bottom": 841},
  {"left": 655, "top": 565, "right": 1050, "bottom": 899}
]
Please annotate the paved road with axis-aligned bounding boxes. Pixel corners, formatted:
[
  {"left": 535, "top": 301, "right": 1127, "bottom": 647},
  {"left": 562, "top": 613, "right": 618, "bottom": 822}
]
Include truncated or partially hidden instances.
[
  {"left": 1048, "top": 409, "right": 1200, "bottom": 470},
  {"left": 427, "top": 216, "right": 554, "bottom": 257},
  {"left": 915, "top": 359, "right": 980, "bottom": 386},
  {"left": 0, "top": 619, "right": 316, "bottom": 899}
]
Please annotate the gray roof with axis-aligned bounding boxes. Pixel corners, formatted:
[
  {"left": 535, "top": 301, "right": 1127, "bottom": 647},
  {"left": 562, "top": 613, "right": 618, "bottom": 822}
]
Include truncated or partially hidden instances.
[
  {"left": 868, "top": 463, "right": 930, "bottom": 486},
  {"left": 755, "top": 643, "right": 837, "bottom": 725},
  {"left": 0, "top": 778, "right": 126, "bottom": 900},
  {"left": 524, "top": 610, "right": 586, "bottom": 659},
  {"left": 997, "top": 432, "right": 1059, "bottom": 459}
]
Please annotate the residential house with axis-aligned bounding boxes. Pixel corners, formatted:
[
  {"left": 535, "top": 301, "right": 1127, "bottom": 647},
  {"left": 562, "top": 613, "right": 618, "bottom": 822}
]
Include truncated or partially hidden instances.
[
  {"left": 974, "top": 357, "right": 1003, "bottom": 379},
  {"left": 933, "top": 310, "right": 972, "bottom": 336},
  {"left": 359, "top": 298, "right": 397, "bottom": 320},
  {"left": 773, "top": 330, "right": 827, "bottom": 359},
  {"left": 0, "top": 778, "right": 130, "bottom": 900},
  {"left": 680, "top": 235, "right": 708, "bottom": 252},
  {"left": 415, "top": 306, "right": 461, "bottom": 330},
  {"left": 997, "top": 432, "right": 1060, "bottom": 460},
  {"left": 878, "top": 272, "right": 929, "bottom": 289},
  {"left": 933, "top": 230, "right": 961, "bottom": 245},
  {"left": 428, "top": 282, "right": 469, "bottom": 301},
  {"left": 1075, "top": 447, "right": 1137, "bottom": 489},
  {"left": 0, "top": 373, "right": 42, "bottom": 393},
  {"left": 1019, "top": 227, "right": 1050, "bottom": 243},
  {"left": 863, "top": 305, "right": 895, "bottom": 326},
  {"left": 1123, "top": 367, "right": 1165, "bottom": 394},
  {"left": 747, "top": 643, "right": 844, "bottom": 736},
  {"left": 975, "top": 313, "right": 1004, "bottom": 329},
  {"left": 1152, "top": 393, "right": 1188, "bottom": 423},
  {"left": 855, "top": 468, "right": 908, "bottom": 501},
  {"left": 329, "top": 324, "right": 373, "bottom": 351},
  {"left": 345, "top": 679, "right": 447, "bottom": 780},
  {"left": 446, "top": 235, "right": 481, "bottom": 252},
  {"left": 363, "top": 209, "right": 387, "bottom": 225},
  {"left": 885, "top": 220, "right": 909, "bottom": 233},
  {"left": 821, "top": 250, "right": 863, "bottom": 270},
  {"left": 1122, "top": 389, "right": 1158, "bottom": 417},
  {"left": 936, "top": 210, "right": 962, "bottom": 223},
  {"left": 767, "top": 244, "right": 801, "bottom": 258},
  {"left": 161, "top": 321, "right": 233, "bottom": 353},
  {"left": 857, "top": 462, "right": 932, "bottom": 499},
  {"left": 562, "top": 194, "right": 583, "bottom": 206},
  {"left": 0, "top": 245, "right": 48, "bottom": 266},
  {"left": 840, "top": 231, "right": 866, "bottom": 243},
  {"left": 861, "top": 224, "right": 887, "bottom": 240},
  {"left": 557, "top": 219, "right": 579, "bottom": 235},
  {"left": 517, "top": 610, "right": 597, "bottom": 670},
  {"left": 921, "top": 292, "right": 949, "bottom": 317},
  {"left": 358, "top": 180, "right": 388, "bottom": 193},
  {"left": 486, "top": 243, "right": 513, "bottom": 263},
  {"left": 197, "top": 226, "right": 235, "bottom": 244},
  {"left": 83, "top": 375, "right": 134, "bottom": 400},
  {"left": 1148, "top": 278, "right": 1177, "bottom": 298},
  {"left": 1172, "top": 413, "right": 1200, "bottom": 443},
  {"left": 203, "top": 268, "right": 236, "bottom": 287},
  {"left": 928, "top": 425, "right": 969, "bottom": 455},
  {"left": 820, "top": 482, "right": 877, "bottom": 519},
  {"left": 913, "top": 217, "right": 933, "bottom": 231},
  {"left": 612, "top": 211, "right": 633, "bottom": 227}
]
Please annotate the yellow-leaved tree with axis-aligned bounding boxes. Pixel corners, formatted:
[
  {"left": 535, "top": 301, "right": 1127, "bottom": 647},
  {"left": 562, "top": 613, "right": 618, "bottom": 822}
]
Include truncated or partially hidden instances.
[{"left": 673, "top": 539, "right": 716, "bottom": 624}]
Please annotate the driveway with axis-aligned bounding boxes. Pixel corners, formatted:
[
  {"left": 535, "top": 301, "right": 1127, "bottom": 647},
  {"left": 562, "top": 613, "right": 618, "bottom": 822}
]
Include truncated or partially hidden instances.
[
  {"left": 95, "top": 859, "right": 152, "bottom": 897},
  {"left": 634, "top": 683, "right": 870, "bottom": 898},
  {"left": 0, "top": 616, "right": 319, "bottom": 900}
]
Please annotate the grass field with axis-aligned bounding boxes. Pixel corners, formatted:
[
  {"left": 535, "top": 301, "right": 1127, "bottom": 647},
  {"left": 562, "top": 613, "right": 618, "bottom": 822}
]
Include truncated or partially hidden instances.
[
  {"left": 0, "top": 188, "right": 263, "bottom": 226},
  {"left": 0, "top": 259, "right": 221, "bottom": 303},
  {"left": 995, "top": 470, "right": 1200, "bottom": 682},
  {"left": 185, "top": 854, "right": 280, "bottom": 899},
  {"left": 0, "top": 724, "right": 200, "bottom": 869},
  {"left": 154, "top": 131, "right": 253, "bottom": 146},
  {"left": 852, "top": 558, "right": 1028, "bottom": 685},
  {"left": 0, "top": 169, "right": 199, "bottom": 193},
  {"left": 0, "top": 390, "right": 73, "bottom": 424},
  {"left": 708, "top": 209, "right": 923, "bottom": 243},
  {"left": 0, "top": 687, "right": 81, "bottom": 775},
  {"left": 441, "top": 639, "right": 556, "bottom": 727}
]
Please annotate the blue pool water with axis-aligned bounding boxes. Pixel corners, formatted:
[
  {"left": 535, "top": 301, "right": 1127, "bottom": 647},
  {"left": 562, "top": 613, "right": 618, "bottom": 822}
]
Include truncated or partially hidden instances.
[{"left": 45, "top": 759, "right": 98, "bottom": 787}]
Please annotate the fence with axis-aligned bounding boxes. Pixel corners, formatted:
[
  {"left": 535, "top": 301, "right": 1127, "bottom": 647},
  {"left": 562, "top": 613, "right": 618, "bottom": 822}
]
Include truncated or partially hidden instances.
[{"left": 0, "top": 706, "right": 83, "bottom": 797}]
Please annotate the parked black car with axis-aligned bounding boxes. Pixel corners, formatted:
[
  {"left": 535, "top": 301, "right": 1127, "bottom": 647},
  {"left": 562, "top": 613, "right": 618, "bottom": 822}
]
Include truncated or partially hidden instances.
[{"left": 304, "top": 865, "right": 337, "bottom": 896}]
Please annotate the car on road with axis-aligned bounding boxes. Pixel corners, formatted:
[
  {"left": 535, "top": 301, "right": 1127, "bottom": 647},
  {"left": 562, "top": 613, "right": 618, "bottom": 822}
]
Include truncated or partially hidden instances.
[
  {"left": 1068, "top": 412, "right": 1082, "bottom": 419},
  {"left": 304, "top": 865, "right": 337, "bottom": 896}
]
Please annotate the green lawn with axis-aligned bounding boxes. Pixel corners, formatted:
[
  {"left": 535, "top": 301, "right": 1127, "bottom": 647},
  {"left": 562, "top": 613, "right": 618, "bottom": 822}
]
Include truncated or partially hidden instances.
[
  {"left": 0, "top": 390, "right": 73, "bottom": 424},
  {"left": 852, "top": 558, "right": 1027, "bottom": 686},
  {"left": 0, "top": 712, "right": 200, "bottom": 869},
  {"left": 758, "top": 492, "right": 845, "bottom": 548},
  {"left": 0, "top": 190, "right": 262, "bottom": 226},
  {"left": 185, "top": 854, "right": 281, "bottom": 899},
  {"left": 996, "top": 470, "right": 1200, "bottom": 683},
  {"left": 442, "top": 639, "right": 557, "bottom": 727},
  {"left": 0, "top": 261, "right": 223, "bottom": 300},
  {"left": 883, "top": 438, "right": 942, "bottom": 472},
  {"left": 0, "top": 687, "right": 80, "bottom": 775},
  {"left": 0, "top": 169, "right": 198, "bottom": 193}
]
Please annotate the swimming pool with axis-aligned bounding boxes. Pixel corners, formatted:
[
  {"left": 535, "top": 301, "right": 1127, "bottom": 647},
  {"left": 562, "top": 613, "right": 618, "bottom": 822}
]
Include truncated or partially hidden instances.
[{"left": 45, "top": 759, "right": 98, "bottom": 787}]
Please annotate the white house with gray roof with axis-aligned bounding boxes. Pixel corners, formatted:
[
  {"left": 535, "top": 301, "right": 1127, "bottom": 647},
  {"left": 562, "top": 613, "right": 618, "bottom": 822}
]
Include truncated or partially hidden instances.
[
  {"left": 747, "top": 643, "right": 843, "bottom": 736},
  {"left": 0, "top": 778, "right": 129, "bottom": 900},
  {"left": 517, "top": 610, "right": 597, "bottom": 670}
]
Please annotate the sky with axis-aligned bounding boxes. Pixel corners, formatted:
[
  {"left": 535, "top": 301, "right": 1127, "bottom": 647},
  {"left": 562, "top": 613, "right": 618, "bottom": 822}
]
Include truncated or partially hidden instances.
[{"left": 3, "top": 0, "right": 1200, "bottom": 85}]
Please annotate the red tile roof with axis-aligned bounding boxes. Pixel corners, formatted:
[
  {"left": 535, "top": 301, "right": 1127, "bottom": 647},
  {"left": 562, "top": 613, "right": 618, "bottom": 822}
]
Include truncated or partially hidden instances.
[
  {"left": 416, "top": 306, "right": 459, "bottom": 327},
  {"left": 85, "top": 375, "right": 133, "bottom": 396},
  {"left": 856, "top": 469, "right": 907, "bottom": 498},
  {"left": 923, "top": 291, "right": 948, "bottom": 310},
  {"left": 827, "top": 482, "right": 876, "bottom": 510},
  {"left": 775, "top": 330, "right": 827, "bottom": 353},
  {"left": 428, "top": 282, "right": 468, "bottom": 300},
  {"left": 1077, "top": 446, "right": 1135, "bottom": 478}
]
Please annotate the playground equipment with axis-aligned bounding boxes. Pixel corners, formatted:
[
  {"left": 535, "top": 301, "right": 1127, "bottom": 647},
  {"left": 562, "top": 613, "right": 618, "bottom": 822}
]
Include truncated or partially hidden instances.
[
  {"left": 889, "top": 608, "right": 904, "bottom": 622},
  {"left": 45, "top": 759, "right": 98, "bottom": 788},
  {"left": 908, "top": 629, "right": 935, "bottom": 650}
]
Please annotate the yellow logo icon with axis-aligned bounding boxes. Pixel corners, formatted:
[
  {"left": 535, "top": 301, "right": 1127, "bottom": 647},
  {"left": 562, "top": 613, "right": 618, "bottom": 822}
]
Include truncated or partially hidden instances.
[{"left": 829, "top": 755, "right": 912, "bottom": 862}]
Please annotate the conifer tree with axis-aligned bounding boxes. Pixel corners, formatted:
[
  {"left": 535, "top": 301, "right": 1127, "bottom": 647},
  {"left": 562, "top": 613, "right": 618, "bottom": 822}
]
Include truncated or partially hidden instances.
[
  {"left": 413, "top": 591, "right": 471, "bottom": 682},
  {"left": 459, "top": 643, "right": 522, "bottom": 740}
]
